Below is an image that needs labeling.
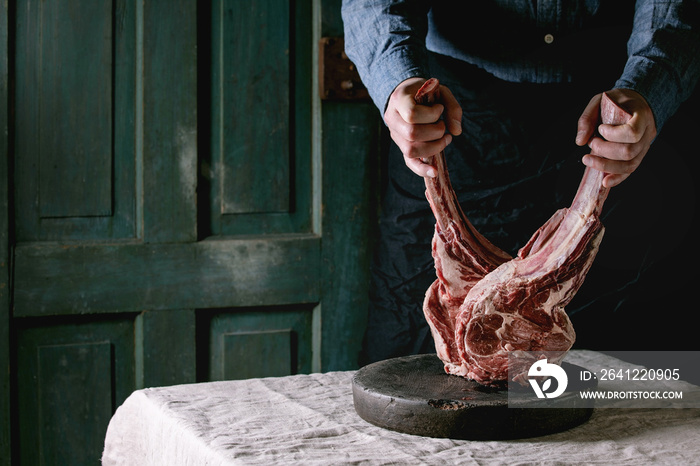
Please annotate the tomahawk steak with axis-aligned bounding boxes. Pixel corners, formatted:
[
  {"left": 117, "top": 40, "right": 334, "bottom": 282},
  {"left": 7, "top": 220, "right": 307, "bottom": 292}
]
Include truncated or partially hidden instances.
[{"left": 417, "top": 78, "right": 629, "bottom": 385}]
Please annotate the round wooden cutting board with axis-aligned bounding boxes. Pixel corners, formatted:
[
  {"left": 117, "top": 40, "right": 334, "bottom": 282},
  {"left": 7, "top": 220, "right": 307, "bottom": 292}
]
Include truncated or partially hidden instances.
[{"left": 352, "top": 354, "right": 596, "bottom": 440}]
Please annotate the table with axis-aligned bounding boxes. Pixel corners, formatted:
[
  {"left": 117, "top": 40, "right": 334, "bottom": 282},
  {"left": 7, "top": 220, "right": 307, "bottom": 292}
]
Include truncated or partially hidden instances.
[{"left": 102, "top": 350, "right": 700, "bottom": 465}]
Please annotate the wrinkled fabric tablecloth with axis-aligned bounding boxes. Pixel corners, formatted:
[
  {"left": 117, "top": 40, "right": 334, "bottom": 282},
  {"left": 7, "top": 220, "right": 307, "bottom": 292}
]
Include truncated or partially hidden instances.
[{"left": 102, "top": 350, "right": 700, "bottom": 465}]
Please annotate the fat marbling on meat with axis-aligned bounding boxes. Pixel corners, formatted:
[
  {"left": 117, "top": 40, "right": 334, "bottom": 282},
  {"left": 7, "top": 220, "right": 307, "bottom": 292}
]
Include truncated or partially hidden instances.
[{"left": 417, "top": 78, "right": 629, "bottom": 385}]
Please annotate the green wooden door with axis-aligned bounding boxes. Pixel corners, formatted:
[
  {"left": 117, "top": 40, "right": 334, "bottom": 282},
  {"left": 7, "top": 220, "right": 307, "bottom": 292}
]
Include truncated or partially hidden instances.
[{"left": 1, "top": 0, "right": 379, "bottom": 464}]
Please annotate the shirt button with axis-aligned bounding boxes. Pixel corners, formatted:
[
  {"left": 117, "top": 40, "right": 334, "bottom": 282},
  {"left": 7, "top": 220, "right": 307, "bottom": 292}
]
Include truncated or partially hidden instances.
[{"left": 544, "top": 33, "right": 554, "bottom": 44}]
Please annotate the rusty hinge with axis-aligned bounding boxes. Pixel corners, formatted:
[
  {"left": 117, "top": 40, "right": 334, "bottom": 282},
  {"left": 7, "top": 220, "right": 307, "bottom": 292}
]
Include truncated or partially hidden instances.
[{"left": 319, "top": 37, "right": 370, "bottom": 101}]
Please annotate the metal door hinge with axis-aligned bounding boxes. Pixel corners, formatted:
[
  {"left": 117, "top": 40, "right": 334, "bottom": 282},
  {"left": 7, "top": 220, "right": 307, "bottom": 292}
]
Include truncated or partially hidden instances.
[{"left": 319, "top": 37, "right": 370, "bottom": 101}]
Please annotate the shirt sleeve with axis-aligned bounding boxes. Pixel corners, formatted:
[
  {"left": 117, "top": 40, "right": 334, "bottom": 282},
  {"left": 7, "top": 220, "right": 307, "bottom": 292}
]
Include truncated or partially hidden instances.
[
  {"left": 614, "top": 0, "right": 700, "bottom": 132},
  {"left": 341, "top": 0, "right": 431, "bottom": 115}
]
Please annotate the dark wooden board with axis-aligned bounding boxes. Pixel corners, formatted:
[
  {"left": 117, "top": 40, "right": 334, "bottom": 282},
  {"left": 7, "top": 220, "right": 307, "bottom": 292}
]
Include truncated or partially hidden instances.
[{"left": 353, "top": 354, "right": 596, "bottom": 440}]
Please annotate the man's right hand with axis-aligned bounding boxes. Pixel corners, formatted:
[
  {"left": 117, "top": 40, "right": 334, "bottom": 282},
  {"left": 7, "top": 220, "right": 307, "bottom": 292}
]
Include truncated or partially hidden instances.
[{"left": 383, "top": 77, "right": 463, "bottom": 177}]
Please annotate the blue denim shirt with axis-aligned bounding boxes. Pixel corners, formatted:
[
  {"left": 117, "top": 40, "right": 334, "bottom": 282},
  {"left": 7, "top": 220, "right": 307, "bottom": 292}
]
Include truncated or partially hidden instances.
[{"left": 342, "top": 0, "right": 700, "bottom": 131}]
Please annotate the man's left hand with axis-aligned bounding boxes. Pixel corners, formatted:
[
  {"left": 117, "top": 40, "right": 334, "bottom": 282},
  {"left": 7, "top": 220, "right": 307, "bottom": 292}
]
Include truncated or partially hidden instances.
[{"left": 576, "top": 88, "right": 657, "bottom": 188}]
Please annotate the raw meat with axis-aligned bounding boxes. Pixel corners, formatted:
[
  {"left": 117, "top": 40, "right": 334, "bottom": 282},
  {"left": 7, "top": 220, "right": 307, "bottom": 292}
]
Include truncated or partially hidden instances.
[{"left": 417, "top": 79, "right": 629, "bottom": 385}]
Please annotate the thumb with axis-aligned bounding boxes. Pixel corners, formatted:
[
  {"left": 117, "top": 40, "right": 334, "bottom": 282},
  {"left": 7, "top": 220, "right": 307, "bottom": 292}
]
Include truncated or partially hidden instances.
[{"left": 576, "top": 94, "right": 602, "bottom": 146}]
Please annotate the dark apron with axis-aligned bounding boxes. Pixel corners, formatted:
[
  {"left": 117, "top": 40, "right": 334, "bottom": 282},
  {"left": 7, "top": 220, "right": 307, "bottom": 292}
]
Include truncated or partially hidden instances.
[{"left": 360, "top": 51, "right": 695, "bottom": 365}]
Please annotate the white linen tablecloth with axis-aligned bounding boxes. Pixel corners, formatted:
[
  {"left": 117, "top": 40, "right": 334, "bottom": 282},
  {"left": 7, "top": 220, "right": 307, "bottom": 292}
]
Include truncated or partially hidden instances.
[{"left": 102, "top": 350, "right": 700, "bottom": 465}]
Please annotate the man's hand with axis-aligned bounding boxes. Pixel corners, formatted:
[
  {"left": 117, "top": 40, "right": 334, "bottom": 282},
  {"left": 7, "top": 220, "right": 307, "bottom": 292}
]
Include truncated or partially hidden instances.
[
  {"left": 384, "top": 77, "right": 463, "bottom": 177},
  {"left": 576, "top": 88, "right": 657, "bottom": 188}
]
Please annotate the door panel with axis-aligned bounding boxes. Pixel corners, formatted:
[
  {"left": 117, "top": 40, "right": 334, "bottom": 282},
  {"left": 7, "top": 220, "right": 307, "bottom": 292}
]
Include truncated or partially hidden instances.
[
  {"left": 14, "top": 0, "right": 136, "bottom": 241},
  {"left": 200, "top": 305, "right": 316, "bottom": 381},
  {"left": 140, "top": 0, "right": 198, "bottom": 244},
  {"left": 16, "top": 317, "right": 135, "bottom": 465},
  {"left": 207, "top": 0, "right": 313, "bottom": 235},
  {"left": 36, "top": 0, "right": 113, "bottom": 219},
  {"left": 36, "top": 343, "right": 113, "bottom": 463},
  {"left": 135, "top": 309, "right": 197, "bottom": 388},
  {"left": 218, "top": 0, "right": 291, "bottom": 215}
]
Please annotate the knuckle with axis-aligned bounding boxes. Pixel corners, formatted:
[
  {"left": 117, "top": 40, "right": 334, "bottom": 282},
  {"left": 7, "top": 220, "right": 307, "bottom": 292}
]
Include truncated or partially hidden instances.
[
  {"left": 442, "top": 134, "right": 453, "bottom": 149},
  {"left": 622, "top": 164, "right": 636, "bottom": 175},
  {"left": 404, "top": 125, "right": 420, "bottom": 142},
  {"left": 628, "top": 124, "right": 646, "bottom": 141},
  {"left": 591, "top": 157, "right": 606, "bottom": 171},
  {"left": 629, "top": 158, "right": 643, "bottom": 173},
  {"left": 405, "top": 144, "right": 422, "bottom": 159},
  {"left": 620, "top": 144, "right": 636, "bottom": 161},
  {"left": 403, "top": 107, "right": 420, "bottom": 124}
]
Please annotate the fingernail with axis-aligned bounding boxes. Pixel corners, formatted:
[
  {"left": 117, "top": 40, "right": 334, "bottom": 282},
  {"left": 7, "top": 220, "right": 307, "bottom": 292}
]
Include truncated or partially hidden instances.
[{"left": 426, "top": 168, "right": 436, "bottom": 177}]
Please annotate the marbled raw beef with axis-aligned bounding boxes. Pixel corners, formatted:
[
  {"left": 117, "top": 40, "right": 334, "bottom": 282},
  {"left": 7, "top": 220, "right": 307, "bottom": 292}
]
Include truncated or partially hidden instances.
[{"left": 417, "top": 79, "right": 629, "bottom": 385}]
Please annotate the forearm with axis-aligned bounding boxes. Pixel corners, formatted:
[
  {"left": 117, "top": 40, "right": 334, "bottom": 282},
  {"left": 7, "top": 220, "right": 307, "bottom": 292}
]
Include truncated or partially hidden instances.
[
  {"left": 341, "top": 0, "right": 431, "bottom": 114},
  {"left": 614, "top": 0, "right": 700, "bottom": 132}
]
